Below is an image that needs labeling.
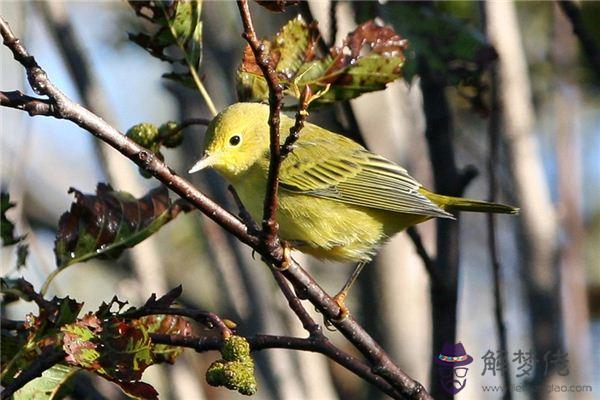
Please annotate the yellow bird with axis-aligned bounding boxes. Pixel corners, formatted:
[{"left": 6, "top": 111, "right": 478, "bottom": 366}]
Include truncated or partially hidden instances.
[{"left": 189, "top": 103, "right": 517, "bottom": 314}]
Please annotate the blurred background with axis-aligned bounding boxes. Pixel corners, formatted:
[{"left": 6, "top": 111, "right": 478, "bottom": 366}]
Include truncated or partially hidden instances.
[{"left": 1, "top": 1, "right": 598, "bottom": 399}]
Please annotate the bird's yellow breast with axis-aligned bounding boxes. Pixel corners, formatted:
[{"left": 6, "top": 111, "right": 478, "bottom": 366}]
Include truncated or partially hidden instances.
[{"left": 230, "top": 164, "right": 428, "bottom": 262}]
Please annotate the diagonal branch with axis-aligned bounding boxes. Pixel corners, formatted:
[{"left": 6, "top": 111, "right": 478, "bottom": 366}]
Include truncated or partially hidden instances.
[
  {"left": 271, "top": 268, "right": 320, "bottom": 334},
  {"left": 1, "top": 16, "right": 431, "bottom": 400}
]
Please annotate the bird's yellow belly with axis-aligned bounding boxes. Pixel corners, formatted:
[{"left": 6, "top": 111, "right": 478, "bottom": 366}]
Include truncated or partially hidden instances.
[{"left": 233, "top": 181, "right": 427, "bottom": 262}]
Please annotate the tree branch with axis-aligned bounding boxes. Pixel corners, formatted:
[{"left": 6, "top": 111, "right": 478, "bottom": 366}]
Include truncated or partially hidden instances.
[
  {"left": 1, "top": 16, "right": 431, "bottom": 400},
  {"left": 0, "top": 318, "right": 25, "bottom": 331},
  {"left": 0, "top": 91, "right": 59, "bottom": 117},
  {"left": 280, "top": 86, "right": 311, "bottom": 159},
  {"left": 150, "top": 332, "right": 403, "bottom": 399},
  {"left": 271, "top": 268, "right": 320, "bottom": 335},
  {"left": 237, "top": 0, "right": 284, "bottom": 250}
]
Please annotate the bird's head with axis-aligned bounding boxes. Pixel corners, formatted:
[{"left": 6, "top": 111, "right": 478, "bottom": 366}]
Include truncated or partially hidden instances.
[{"left": 189, "top": 103, "right": 270, "bottom": 181}]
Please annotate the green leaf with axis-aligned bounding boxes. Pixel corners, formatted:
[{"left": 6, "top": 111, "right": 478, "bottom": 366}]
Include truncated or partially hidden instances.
[
  {"left": 13, "top": 364, "right": 78, "bottom": 400},
  {"left": 54, "top": 184, "right": 191, "bottom": 268},
  {"left": 1, "top": 192, "right": 25, "bottom": 246},
  {"left": 237, "top": 17, "right": 408, "bottom": 106},
  {"left": 128, "top": 0, "right": 203, "bottom": 86}
]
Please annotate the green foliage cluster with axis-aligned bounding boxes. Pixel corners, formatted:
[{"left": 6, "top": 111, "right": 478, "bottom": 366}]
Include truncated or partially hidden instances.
[
  {"left": 206, "top": 335, "right": 257, "bottom": 396},
  {"left": 126, "top": 121, "right": 185, "bottom": 177},
  {"left": 1, "top": 279, "right": 193, "bottom": 400},
  {"left": 128, "top": 0, "right": 203, "bottom": 87},
  {"left": 237, "top": 16, "right": 408, "bottom": 107}
]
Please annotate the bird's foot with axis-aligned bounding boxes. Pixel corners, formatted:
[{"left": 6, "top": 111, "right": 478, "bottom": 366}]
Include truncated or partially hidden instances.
[
  {"left": 272, "top": 242, "right": 292, "bottom": 271},
  {"left": 331, "top": 291, "right": 350, "bottom": 323}
]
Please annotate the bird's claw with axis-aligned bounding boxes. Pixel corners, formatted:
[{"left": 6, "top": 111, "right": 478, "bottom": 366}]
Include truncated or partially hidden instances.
[
  {"left": 331, "top": 291, "right": 350, "bottom": 323},
  {"left": 272, "top": 242, "right": 292, "bottom": 271}
]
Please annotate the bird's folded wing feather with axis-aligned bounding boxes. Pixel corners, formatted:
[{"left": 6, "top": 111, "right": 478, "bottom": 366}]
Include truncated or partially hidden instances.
[{"left": 279, "top": 128, "right": 452, "bottom": 218}]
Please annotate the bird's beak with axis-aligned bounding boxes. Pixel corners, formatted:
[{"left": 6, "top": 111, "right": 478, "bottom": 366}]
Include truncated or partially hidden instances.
[{"left": 188, "top": 152, "right": 216, "bottom": 174}]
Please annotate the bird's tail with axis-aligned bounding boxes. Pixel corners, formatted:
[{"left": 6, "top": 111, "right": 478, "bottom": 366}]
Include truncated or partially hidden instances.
[{"left": 421, "top": 189, "right": 519, "bottom": 215}]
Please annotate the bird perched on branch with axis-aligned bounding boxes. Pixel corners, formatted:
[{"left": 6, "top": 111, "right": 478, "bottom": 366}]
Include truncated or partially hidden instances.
[{"left": 189, "top": 102, "right": 518, "bottom": 318}]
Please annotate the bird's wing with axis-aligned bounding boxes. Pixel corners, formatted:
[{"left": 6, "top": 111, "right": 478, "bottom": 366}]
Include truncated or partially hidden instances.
[{"left": 279, "top": 129, "right": 452, "bottom": 218}]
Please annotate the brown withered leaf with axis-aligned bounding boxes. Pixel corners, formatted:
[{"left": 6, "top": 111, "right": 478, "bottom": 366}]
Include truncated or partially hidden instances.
[
  {"left": 54, "top": 184, "right": 191, "bottom": 268},
  {"left": 62, "top": 316, "right": 153, "bottom": 381},
  {"left": 141, "top": 314, "right": 193, "bottom": 363},
  {"left": 255, "top": 0, "right": 299, "bottom": 12},
  {"left": 237, "top": 17, "right": 408, "bottom": 105},
  {"left": 109, "top": 380, "right": 158, "bottom": 400},
  {"left": 139, "top": 285, "right": 183, "bottom": 310}
]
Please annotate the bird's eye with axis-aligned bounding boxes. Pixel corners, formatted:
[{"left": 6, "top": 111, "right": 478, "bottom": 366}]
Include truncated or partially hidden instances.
[{"left": 229, "top": 135, "right": 241, "bottom": 146}]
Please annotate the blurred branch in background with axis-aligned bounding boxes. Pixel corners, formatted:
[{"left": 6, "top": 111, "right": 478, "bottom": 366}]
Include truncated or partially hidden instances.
[
  {"left": 418, "top": 55, "right": 477, "bottom": 400},
  {"left": 486, "top": 0, "right": 561, "bottom": 395},
  {"left": 557, "top": 0, "right": 600, "bottom": 79},
  {"left": 553, "top": 2, "right": 594, "bottom": 395},
  {"left": 480, "top": 3, "right": 513, "bottom": 398}
]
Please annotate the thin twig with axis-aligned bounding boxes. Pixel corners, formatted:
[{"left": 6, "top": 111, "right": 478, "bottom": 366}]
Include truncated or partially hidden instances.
[
  {"left": 228, "top": 185, "right": 260, "bottom": 234},
  {"left": 0, "top": 91, "right": 58, "bottom": 117},
  {"left": 156, "top": 3, "right": 218, "bottom": 116},
  {"left": 237, "top": 0, "right": 284, "bottom": 251},
  {"left": 1, "top": 16, "right": 431, "bottom": 400},
  {"left": 178, "top": 117, "right": 211, "bottom": 129},
  {"left": 406, "top": 227, "right": 436, "bottom": 280},
  {"left": 280, "top": 86, "right": 311, "bottom": 159},
  {"left": 0, "top": 318, "right": 25, "bottom": 331},
  {"left": 271, "top": 269, "right": 320, "bottom": 334}
]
